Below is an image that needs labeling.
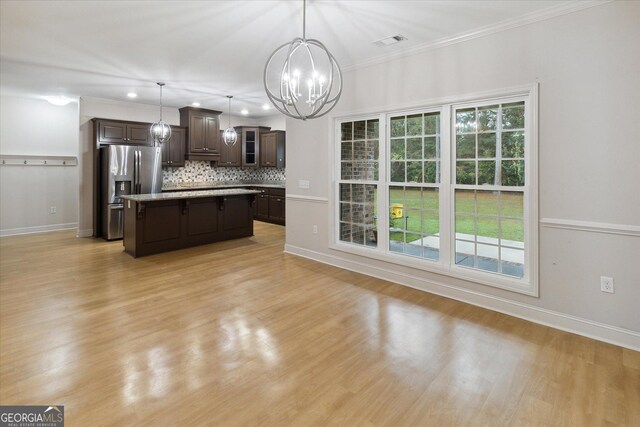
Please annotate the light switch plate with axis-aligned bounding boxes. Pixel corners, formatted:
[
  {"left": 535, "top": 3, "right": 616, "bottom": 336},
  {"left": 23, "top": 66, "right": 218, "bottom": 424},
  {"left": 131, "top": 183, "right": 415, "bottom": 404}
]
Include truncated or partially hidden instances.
[{"left": 298, "top": 179, "right": 310, "bottom": 189}]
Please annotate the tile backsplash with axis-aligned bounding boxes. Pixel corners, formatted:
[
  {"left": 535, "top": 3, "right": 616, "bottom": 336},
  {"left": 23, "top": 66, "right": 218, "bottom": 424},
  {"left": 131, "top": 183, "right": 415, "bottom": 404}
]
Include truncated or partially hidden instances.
[{"left": 163, "top": 161, "right": 285, "bottom": 184}]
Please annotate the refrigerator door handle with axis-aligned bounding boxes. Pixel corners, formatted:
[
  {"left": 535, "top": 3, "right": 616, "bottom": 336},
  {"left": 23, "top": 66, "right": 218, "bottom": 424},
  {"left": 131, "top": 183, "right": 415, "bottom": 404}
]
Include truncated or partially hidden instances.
[{"left": 134, "top": 150, "right": 140, "bottom": 193}]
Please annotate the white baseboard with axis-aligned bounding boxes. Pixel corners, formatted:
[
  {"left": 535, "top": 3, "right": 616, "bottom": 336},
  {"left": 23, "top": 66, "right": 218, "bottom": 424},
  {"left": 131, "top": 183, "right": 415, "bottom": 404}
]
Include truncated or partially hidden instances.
[
  {"left": 76, "top": 229, "right": 94, "bottom": 238},
  {"left": 0, "top": 222, "right": 78, "bottom": 237},
  {"left": 284, "top": 244, "right": 640, "bottom": 351}
]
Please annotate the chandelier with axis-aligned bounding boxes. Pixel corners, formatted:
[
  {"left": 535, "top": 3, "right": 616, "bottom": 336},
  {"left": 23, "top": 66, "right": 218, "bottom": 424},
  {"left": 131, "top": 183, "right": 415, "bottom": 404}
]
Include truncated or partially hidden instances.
[
  {"left": 263, "top": 0, "right": 342, "bottom": 120},
  {"left": 223, "top": 96, "right": 238, "bottom": 146},
  {"left": 149, "top": 82, "right": 171, "bottom": 144}
]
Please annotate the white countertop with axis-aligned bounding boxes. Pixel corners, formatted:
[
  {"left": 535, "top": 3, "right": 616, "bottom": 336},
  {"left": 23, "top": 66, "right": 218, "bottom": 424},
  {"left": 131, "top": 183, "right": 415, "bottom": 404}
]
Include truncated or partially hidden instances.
[
  {"left": 122, "top": 188, "right": 260, "bottom": 202},
  {"left": 162, "top": 181, "right": 285, "bottom": 191}
]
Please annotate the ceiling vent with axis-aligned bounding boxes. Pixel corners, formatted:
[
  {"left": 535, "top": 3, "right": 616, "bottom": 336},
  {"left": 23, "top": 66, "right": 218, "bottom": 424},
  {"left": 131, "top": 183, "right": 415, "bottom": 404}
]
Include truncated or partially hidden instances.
[{"left": 373, "top": 34, "right": 407, "bottom": 47}]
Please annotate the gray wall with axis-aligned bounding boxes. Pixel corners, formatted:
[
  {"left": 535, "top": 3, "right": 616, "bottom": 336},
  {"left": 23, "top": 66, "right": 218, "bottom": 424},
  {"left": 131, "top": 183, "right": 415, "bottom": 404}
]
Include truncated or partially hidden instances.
[
  {"left": 284, "top": 2, "right": 640, "bottom": 338},
  {"left": 0, "top": 95, "right": 79, "bottom": 235}
]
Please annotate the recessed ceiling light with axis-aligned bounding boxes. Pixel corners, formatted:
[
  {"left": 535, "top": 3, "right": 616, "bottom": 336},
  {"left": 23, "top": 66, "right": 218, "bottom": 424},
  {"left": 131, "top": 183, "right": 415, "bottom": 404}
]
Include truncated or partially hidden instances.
[
  {"left": 373, "top": 34, "right": 407, "bottom": 47},
  {"left": 241, "top": 109, "right": 249, "bottom": 115},
  {"left": 45, "top": 96, "right": 72, "bottom": 106},
  {"left": 262, "top": 104, "right": 271, "bottom": 110},
  {"left": 127, "top": 92, "right": 138, "bottom": 98},
  {"left": 192, "top": 102, "right": 201, "bottom": 107}
]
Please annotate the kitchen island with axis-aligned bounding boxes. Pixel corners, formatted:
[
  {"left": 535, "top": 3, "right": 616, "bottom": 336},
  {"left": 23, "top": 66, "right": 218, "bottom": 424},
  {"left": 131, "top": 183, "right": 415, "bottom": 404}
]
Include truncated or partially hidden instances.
[{"left": 121, "top": 188, "right": 259, "bottom": 258}]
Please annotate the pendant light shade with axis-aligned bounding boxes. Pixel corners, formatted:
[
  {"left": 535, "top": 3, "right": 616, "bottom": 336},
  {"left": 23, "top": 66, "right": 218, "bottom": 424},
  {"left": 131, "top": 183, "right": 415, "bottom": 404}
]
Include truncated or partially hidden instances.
[
  {"left": 263, "top": 0, "right": 342, "bottom": 120},
  {"left": 150, "top": 82, "right": 171, "bottom": 144},
  {"left": 223, "top": 96, "right": 238, "bottom": 146}
]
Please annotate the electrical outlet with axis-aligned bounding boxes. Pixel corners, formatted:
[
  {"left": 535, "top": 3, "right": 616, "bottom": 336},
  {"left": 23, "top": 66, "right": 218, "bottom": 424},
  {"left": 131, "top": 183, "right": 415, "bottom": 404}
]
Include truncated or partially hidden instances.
[
  {"left": 49, "top": 206, "right": 57, "bottom": 214},
  {"left": 312, "top": 225, "right": 318, "bottom": 234},
  {"left": 600, "top": 276, "right": 614, "bottom": 293}
]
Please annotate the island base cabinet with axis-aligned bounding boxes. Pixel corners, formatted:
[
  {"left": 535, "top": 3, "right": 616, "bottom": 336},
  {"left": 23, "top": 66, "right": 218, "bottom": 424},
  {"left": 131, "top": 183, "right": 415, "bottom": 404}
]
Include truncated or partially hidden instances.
[
  {"left": 252, "top": 187, "right": 285, "bottom": 225},
  {"left": 123, "top": 195, "right": 254, "bottom": 258}
]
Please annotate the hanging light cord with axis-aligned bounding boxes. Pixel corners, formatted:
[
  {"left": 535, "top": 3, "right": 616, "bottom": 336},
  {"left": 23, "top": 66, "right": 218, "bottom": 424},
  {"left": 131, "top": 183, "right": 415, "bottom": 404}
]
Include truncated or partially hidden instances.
[
  {"left": 158, "top": 83, "right": 164, "bottom": 121},
  {"left": 302, "top": 0, "right": 306, "bottom": 40},
  {"left": 228, "top": 96, "right": 232, "bottom": 127}
]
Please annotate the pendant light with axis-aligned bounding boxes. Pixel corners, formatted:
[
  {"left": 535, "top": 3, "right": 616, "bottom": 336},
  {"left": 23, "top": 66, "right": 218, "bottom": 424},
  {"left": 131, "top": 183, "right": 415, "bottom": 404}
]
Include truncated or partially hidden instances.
[
  {"left": 263, "top": 0, "right": 342, "bottom": 120},
  {"left": 150, "top": 82, "right": 171, "bottom": 144},
  {"left": 223, "top": 96, "right": 238, "bottom": 146}
]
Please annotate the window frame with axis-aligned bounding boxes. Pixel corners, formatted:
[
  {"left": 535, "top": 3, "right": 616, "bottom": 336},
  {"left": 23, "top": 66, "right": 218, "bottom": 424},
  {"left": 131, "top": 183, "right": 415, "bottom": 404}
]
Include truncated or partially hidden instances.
[
  {"left": 329, "top": 85, "right": 538, "bottom": 296},
  {"left": 333, "top": 114, "right": 383, "bottom": 252}
]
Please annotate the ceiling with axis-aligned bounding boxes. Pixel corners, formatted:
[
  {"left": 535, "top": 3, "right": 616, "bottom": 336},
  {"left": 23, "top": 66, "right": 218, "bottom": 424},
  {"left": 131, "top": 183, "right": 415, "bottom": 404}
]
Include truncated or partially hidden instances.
[{"left": 1, "top": 0, "right": 579, "bottom": 117}]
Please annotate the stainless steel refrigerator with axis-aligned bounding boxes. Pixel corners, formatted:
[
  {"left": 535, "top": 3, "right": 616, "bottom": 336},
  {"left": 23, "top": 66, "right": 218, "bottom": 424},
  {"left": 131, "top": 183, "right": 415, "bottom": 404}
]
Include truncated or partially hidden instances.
[{"left": 100, "top": 145, "right": 162, "bottom": 240}]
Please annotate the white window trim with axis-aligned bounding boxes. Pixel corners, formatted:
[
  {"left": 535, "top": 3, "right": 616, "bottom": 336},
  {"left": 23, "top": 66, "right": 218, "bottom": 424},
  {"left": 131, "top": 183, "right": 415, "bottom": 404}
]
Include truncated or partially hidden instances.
[{"left": 328, "top": 84, "right": 539, "bottom": 297}]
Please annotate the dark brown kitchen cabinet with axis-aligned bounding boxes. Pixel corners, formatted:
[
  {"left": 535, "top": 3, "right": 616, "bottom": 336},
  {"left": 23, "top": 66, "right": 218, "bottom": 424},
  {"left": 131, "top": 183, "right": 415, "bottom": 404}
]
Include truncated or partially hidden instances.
[
  {"left": 179, "top": 107, "right": 222, "bottom": 161},
  {"left": 123, "top": 193, "right": 256, "bottom": 258},
  {"left": 256, "top": 194, "right": 270, "bottom": 219},
  {"left": 218, "top": 129, "right": 242, "bottom": 167},
  {"left": 161, "top": 127, "right": 185, "bottom": 167},
  {"left": 95, "top": 120, "right": 152, "bottom": 146},
  {"left": 252, "top": 187, "right": 285, "bottom": 225},
  {"left": 268, "top": 194, "right": 285, "bottom": 221},
  {"left": 260, "top": 131, "right": 286, "bottom": 168},
  {"left": 236, "top": 126, "right": 271, "bottom": 167}
]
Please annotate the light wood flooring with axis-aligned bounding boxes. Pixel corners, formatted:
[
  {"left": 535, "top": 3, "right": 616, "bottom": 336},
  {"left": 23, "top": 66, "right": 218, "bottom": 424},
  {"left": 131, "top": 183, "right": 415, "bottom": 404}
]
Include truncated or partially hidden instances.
[{"left": 1, "top": 222, "right": 638, "bottom": 426}]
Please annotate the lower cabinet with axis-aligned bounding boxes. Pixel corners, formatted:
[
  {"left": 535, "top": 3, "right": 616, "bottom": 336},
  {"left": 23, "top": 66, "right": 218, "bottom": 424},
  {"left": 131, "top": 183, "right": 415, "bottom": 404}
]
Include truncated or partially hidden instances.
[
  {"left": 123, "top": 194, "right": 255, "bottom": 257},
  {"left": 253, "top": 187, "right": 285, "bottom": 225}
]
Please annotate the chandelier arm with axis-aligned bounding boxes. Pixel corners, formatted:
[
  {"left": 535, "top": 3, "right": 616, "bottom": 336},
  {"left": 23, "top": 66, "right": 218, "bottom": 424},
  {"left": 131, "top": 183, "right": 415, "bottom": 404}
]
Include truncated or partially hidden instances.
[
  {"left": 308, "top": 40, "right": 342, "bottom": 104},
  {"left": 302, "top": 42, "right": 318, "bottom": 114},
  {"left": 264, "top": 42, "right": 293, "bottom": 105},
  {"left": 263, "top": 39, "right": 306, "bottom": 104},
  {"left": 286, "top": 41, "right": 305, "bottom": 102}
]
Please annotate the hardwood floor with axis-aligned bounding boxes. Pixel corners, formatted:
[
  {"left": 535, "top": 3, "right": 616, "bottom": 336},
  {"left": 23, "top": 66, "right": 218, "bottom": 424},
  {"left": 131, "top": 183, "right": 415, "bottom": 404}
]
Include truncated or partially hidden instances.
[{"left": 1, "top": 222, "right": 638, "bottom": 426}]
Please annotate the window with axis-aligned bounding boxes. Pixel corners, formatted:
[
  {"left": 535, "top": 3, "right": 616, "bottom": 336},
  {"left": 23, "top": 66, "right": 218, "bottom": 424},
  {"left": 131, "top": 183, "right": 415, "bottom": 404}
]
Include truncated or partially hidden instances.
[
  {"left": 453, "top": 102, "right": 526, "bottom": 278},
  {"left": 338, "top": 119, "right": 379, "bottom": 247},
  {"left": 333, "top": 87, "right": 537, "bottom": 295},
  {"left": 388, "top": 112, "right": 441, "bottom": 260}
]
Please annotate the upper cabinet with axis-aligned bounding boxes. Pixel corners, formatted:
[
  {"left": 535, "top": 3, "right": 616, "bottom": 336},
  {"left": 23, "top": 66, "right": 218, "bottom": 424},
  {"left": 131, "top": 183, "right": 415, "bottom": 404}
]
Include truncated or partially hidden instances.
[
  {"left": 95, "top": 120, "right": 152, "bottom": 146},
  {"left": 237, "top": 126, "right": 271, "bottom": 168},
  {"left": 260, "top": 131, "right": 286, "bottom": 168},
  {"left": 161, "top": 127, "right": 186, "bottom": 167},
  {"left": 179, "top": 107, "right": 222, "bottom": 161},
  {"left": 218, "top": 130, "right": 242, "bottom": 167}
]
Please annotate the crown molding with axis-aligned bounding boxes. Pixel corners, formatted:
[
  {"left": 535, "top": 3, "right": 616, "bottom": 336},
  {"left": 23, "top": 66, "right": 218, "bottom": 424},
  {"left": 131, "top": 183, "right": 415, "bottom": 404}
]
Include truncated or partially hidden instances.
[{"left": 343, "top": 0, "right": 613, "bottom": 73}]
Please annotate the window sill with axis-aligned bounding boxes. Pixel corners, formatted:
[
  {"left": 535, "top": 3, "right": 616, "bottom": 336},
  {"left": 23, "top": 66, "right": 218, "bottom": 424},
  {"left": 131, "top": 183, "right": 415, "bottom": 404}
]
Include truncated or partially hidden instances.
[{"left": 329, "top": 241, "right": 538, "bottom": 297}]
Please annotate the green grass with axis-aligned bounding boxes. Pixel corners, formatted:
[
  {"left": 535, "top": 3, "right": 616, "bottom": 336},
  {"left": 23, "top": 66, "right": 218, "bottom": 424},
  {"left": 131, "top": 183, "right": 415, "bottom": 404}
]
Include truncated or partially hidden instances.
[{"left": 387, "top": 189, "right": 524, "bottom": 242}]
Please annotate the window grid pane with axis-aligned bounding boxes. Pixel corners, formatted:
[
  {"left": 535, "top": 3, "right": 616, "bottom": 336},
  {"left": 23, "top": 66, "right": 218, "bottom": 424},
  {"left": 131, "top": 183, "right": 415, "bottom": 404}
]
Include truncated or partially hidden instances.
[
  {"left": 454, "top": 101, "right": 525, "bottom": 187},
  {"left": 454, "top": 189, "right": 524, "bottom": 278}
]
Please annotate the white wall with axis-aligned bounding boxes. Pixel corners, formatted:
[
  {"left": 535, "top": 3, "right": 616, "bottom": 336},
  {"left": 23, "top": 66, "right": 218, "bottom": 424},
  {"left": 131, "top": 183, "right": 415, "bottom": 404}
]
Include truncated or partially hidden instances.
[
  {"left": 285, "top": 2, "right": 640, "bottom": 347},
  {"left": 0, "top": 94, "right": 79, "bottom": 235}
]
